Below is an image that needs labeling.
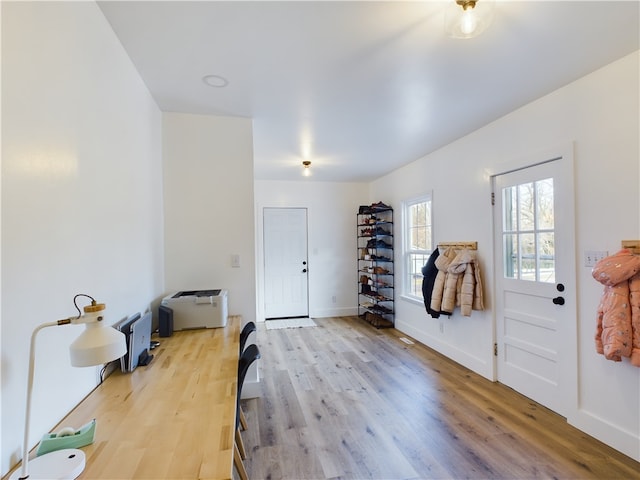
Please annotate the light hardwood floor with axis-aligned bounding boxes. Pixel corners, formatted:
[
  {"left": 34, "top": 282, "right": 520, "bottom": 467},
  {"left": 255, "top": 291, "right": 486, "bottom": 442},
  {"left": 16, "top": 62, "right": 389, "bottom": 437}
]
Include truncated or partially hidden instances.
[{"left": 238, "top": 316, "right": 640, "bottom": 480}]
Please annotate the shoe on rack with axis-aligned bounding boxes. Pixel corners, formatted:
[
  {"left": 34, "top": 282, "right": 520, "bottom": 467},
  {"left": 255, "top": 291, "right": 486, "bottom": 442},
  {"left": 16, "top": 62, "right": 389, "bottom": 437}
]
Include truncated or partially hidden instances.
[
  {"left": 371, "top": 201, "right": 391, "bottom": 211},
  {"left": 372, "top": 304, "right": 393, "bottom": 314},
  {"left": 370, "top": 254, "right": 391, "bottom": 261},
  {"left": 375, "top": 239, "right": 392, "bottom": 249}
]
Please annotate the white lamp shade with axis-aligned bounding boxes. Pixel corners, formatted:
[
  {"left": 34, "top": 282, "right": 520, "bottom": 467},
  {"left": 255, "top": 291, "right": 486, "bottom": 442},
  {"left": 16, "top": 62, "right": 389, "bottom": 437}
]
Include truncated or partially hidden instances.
[{"left": 69, "top": 323, "right": 127, "bottom": 367}]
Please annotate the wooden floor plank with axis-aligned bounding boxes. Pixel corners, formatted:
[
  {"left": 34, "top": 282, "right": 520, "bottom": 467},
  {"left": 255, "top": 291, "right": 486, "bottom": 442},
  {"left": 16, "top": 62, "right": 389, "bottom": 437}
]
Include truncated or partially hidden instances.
[{"left": 238, "top": 316, "right": 640, "bottom": 480}]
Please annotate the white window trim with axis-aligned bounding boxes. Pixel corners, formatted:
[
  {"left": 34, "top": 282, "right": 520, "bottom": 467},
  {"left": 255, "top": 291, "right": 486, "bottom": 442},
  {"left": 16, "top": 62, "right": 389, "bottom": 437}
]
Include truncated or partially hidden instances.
[{"left": 401, "top": 193, "right": 433, "bottom": 303}]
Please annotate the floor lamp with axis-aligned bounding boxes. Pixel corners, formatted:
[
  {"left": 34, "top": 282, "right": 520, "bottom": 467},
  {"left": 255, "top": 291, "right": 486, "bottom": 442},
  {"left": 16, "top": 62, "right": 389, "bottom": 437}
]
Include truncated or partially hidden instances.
[{"left": 10, "top": 294, "right": 127, "bottom": 480}]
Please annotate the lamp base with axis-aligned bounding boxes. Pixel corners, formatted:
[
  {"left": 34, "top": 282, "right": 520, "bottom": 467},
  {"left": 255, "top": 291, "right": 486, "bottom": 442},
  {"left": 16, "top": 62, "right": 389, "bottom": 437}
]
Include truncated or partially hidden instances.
[{"left": 10, "top": 449, "right": 85, "bottom": 480}]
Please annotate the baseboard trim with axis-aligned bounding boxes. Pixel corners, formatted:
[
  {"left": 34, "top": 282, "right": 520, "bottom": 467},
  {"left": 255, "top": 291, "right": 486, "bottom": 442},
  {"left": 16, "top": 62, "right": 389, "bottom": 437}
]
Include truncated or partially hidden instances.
[
  {"left": 394, "top": 318, "right": 493, "bottom": 381},
  {"left": 570, "top": 409, "right": 640, "bottom": 462}
]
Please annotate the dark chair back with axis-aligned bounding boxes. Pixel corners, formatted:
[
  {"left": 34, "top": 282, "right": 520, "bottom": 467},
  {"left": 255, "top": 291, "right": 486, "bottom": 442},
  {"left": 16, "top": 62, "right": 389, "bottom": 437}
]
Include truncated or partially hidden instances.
[
  {"left": 239, "top": 321, "right": 256, "bottom": 354},
  {"left": 237, "top": 343, "right": 260, "bottom": 428}
]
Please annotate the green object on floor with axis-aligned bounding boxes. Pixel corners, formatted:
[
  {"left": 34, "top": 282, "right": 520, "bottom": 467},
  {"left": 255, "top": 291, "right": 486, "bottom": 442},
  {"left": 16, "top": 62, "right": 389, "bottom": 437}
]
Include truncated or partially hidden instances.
[{"left": 36, "top": 419, "right": 96, "bottom": 456}]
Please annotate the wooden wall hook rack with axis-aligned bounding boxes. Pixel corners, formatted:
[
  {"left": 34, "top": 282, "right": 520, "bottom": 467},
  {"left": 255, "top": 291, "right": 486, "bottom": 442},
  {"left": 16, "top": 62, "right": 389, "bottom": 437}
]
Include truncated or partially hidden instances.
[
  {"left": 621, "top": 240, "right": 640, "bottom": 254},
  {"left": 437, "top": 241, "right": 478, "bottom": 250}
]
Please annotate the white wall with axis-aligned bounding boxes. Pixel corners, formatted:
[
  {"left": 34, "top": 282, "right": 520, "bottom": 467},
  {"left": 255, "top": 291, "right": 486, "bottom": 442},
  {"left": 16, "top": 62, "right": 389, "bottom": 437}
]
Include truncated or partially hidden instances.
[
  {"left": 1, "top": 2, "right": 637, "bottom": 471},
  {"left": 1, "top": 2, "right": 164, "bottom": 475},
  {"left": 371, "top": 51, "right": 640, "bottom": 460},
  {"left": 254, "top": 180, "right": 369, "bottom": 321},
  {"left": 162, "top": 113, "right": 256, "bottom": 323}
]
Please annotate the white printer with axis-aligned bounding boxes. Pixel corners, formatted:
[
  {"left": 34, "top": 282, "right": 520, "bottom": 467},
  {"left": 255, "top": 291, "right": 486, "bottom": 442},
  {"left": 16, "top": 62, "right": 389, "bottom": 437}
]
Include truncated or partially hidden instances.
[{"left": 161, "top": 289, "right": 228, "bottom": 330}]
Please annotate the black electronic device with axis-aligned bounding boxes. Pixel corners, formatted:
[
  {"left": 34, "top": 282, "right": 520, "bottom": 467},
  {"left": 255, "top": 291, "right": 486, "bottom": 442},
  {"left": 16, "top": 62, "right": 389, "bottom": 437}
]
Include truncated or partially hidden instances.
[
  {"left": 138, "top": 349, "right": 154, "bottom": 367},
  {"left": 158, "top": 305, "right": 173, "bottom": 337}
]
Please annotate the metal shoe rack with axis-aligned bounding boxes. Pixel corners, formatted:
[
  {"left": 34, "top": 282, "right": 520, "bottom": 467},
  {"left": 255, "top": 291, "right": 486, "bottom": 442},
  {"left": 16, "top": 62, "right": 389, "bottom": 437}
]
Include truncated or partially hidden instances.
[{"left": 357, "top": 203, "right": 394, "bottom": 328}]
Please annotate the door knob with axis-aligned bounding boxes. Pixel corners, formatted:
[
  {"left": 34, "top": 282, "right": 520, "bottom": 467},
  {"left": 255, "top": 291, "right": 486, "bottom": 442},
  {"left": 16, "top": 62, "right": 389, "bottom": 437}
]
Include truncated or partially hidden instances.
[
  {"left": 302, "top": 269, "right": 307, "bottom": 273},
  {"left": 552, "top": 296, "right": 565, "bottom": 305},
  {"left": 303, "top": 261, "right": 307, "bottom": 265}
]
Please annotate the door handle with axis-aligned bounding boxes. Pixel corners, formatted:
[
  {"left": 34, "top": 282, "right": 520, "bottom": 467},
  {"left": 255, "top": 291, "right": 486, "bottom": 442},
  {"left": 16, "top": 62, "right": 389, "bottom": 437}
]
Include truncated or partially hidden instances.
[
  {"left": 302, "top": 269, "right": 307, "bottom": 273},
  {"left": 552, "top": 296, "right": 565, "bottom": 305}
]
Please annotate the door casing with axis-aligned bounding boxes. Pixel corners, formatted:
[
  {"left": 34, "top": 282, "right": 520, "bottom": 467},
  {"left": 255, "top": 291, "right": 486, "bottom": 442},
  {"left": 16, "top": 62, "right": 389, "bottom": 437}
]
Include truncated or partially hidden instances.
[
  {"left": 262, "top": 207, "right": 309, "bottom": 319},
  {"left": 488, "top": 142, "right": 577, "bottom": 418}
]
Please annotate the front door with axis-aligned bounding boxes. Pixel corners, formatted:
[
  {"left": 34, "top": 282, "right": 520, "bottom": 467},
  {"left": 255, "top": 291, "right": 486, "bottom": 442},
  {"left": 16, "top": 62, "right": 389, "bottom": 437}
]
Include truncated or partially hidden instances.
[
  {"left": 263, "top": 207, "right": 309, "bottom": 319},
  {"left": 492, "top": 151, "right": 576, "bottom": 417}
]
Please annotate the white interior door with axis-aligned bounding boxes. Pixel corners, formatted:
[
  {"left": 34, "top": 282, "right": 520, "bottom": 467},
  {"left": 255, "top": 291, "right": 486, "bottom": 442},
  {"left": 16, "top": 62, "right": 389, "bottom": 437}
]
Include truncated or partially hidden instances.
[
  {"left": 493, "top": 153, "right": 576, "bottom": 417},
  {"left": 263, "top": 207, "right": 309, "bottom": 319}
]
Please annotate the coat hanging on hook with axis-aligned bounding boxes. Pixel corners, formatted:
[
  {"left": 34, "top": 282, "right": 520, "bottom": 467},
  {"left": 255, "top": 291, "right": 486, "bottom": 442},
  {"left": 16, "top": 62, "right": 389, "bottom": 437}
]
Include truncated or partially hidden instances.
[
  {"left": 592, "top": 249, "right": 640, "bottom": 366},
  {"left": 428, "top": 244, "right": 484, "bottom": 317}
]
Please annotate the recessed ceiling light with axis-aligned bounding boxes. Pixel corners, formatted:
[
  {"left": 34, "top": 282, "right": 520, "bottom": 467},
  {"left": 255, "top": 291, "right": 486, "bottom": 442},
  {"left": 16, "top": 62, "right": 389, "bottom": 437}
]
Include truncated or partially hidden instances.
[{"left": 202, "top": 74, "right": 229, "bottom": 88}]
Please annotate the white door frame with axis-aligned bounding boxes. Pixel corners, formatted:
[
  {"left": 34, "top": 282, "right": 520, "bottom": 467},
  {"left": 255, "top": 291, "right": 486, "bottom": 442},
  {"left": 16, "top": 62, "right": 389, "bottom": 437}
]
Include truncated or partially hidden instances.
[
  {"left": 256, "top": 204, "right": 311, "bottom": 322},
  {"left": 486, "top": 142, "right": 577, "bottom": 417}
]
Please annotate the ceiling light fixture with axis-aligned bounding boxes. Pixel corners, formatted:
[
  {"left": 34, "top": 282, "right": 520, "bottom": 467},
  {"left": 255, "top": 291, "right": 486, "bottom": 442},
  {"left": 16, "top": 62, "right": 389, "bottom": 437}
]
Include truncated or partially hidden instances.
[
  {"left": 302, "top": 160, "right": 312, "bottom": 177},
  {"left": 445, "top": 0, "right": 494, "bottom": 39},
  {"left": 202, "top": 74, "right": 229, "bottom": 88}
]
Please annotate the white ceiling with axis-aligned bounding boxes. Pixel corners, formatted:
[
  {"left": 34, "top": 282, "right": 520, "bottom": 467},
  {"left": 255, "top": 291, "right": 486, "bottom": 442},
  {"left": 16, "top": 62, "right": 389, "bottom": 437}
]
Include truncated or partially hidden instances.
[{"left": 98, "top": 1, "right": 639, "bottom": 182}]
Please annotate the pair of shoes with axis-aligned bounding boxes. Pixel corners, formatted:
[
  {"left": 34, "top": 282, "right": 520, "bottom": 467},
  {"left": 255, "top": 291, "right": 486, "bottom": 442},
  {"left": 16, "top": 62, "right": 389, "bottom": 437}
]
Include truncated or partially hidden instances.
[
  {"left": 359, "top": 215, "right": 379, "bottom": 225},
  {"left": 372, "top": 304, "right": 393, "bottom": 314},
  {"left": 366, "top": 239, "right": 392, "bottom": 249},
  {"left": 371, "top": 201, "right": 391, "bottom": 211}
]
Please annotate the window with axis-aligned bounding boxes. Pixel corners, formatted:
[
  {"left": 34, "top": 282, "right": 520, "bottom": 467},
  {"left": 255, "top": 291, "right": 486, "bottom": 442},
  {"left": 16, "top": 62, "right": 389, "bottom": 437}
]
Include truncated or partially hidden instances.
[
  {"left": 403, "top": 194, "right": 433, "bottom": 299},
  {"left": 502, "top": 178, "right": 555, "bottom": 283}
]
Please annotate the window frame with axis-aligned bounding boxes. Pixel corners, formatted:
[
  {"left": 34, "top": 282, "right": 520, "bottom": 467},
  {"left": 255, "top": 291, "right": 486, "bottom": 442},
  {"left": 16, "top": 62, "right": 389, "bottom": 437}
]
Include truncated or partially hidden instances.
[{"left": 401, "top": 193, "right": 434, "bottom": 303}]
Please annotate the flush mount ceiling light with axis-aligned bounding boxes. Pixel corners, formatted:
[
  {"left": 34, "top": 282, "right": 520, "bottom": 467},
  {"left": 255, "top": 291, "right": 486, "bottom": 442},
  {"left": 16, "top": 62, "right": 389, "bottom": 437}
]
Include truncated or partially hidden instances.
[
  {"left": 202, "top": 74, "right": 229, "bottom": 88},
  {"left": 302, "top": 160, "right": 312, "bottom": 177},
  {"left": 445, "top": 0, "right": 495, "bottom": 39}
]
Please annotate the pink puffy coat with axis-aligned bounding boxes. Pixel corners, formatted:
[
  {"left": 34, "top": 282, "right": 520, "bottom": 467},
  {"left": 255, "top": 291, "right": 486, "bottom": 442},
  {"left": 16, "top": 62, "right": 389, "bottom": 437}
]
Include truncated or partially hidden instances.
[{"left": 592, "top": 249, "right": 640, "bottom": 366}]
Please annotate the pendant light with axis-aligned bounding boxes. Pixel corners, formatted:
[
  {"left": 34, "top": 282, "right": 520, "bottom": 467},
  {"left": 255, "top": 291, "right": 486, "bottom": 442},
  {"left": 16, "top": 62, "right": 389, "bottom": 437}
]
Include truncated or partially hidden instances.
[
  {"left": 445, "top": 0, "right": 495, "bottom": 39},
  {"left": 302, "top": 160, "right": 312, "bottom": 177}
]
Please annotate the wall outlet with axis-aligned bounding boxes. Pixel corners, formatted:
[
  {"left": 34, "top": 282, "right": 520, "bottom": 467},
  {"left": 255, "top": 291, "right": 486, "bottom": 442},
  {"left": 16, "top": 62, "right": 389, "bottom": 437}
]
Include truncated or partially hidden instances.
[{"left": 584, "top": 250, "right": 608, "bottom": 268}]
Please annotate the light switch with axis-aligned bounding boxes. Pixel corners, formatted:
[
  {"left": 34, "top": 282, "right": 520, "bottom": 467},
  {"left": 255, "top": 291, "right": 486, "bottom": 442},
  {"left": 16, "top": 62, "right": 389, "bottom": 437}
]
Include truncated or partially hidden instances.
[
  {"left": 584, "top": 250, "right": 608, "bottom": 267},
  {"left": 231, "top": 254, "right": 241, "bottom": 268}
]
